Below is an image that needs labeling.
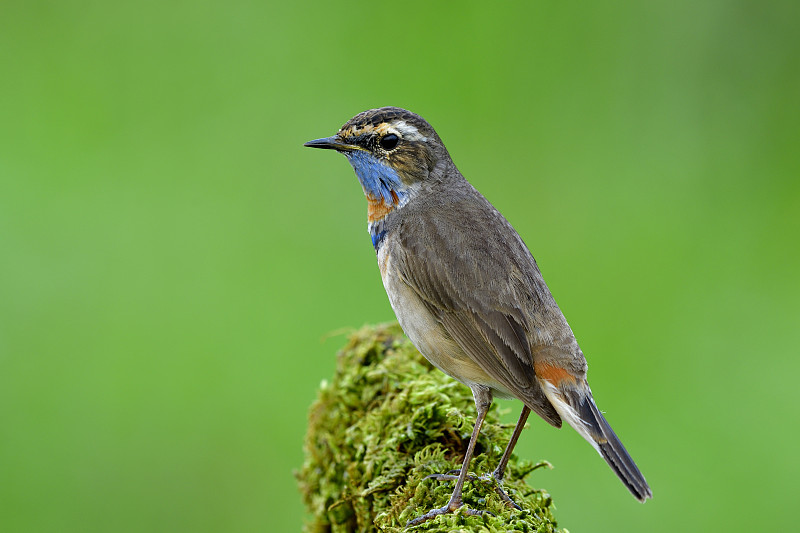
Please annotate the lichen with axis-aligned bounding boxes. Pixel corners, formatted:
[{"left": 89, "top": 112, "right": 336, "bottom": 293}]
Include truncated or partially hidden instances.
[{"left": 296, "top": 323, "right": 562, "bottom": 532}]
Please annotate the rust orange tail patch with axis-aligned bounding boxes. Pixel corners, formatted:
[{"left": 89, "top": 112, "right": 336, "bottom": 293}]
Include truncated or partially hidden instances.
[{"left": 534, "top": 361, "right": 577, "bottom": 386}]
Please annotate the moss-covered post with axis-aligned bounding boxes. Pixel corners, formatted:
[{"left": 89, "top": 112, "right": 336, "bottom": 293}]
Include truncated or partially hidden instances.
[{"left": 296, "top": 323, "right": 562, "bottom": 532}]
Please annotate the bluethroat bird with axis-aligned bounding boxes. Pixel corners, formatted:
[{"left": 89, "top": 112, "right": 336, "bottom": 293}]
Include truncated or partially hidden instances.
[{"left": 305, "top": 107, "right": 652, "bottom": 525}]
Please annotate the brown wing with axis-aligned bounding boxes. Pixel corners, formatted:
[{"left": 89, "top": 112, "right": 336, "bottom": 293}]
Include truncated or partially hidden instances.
[{"left": 390, "top": 187, "right": 582, "bottom": 427}]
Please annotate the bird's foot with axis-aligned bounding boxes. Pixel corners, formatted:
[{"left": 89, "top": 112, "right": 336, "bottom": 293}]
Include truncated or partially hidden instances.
[
  {"left": 405, "top": 500, "right": 491, "bottom": 527},
  {"left": 424, "top": 469, "right": 478, "bottom": 482},
  {"left": 425, "top": 469, "right": 521, "bottom": 510},
  {"left": 493, "top": 483, "right": 522, "bottom": 510}
]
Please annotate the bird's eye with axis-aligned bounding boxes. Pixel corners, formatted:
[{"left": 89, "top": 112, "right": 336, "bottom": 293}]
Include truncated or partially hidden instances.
[{"left": 380, "top": 133, "right": 399, "bottom": 151}]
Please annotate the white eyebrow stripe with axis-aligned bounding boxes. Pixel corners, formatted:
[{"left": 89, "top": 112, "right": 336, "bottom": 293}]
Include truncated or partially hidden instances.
[{"left": 392, "top": 120, "right": 427, "bottom": 141}]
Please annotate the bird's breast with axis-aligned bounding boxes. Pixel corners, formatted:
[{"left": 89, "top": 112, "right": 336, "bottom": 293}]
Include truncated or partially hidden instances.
[
  {"left": 377, "top": 234, "right": 512, "bottom": 397},
  {"left": 367, "top": 193, "right": 398, "bottom": 223}
]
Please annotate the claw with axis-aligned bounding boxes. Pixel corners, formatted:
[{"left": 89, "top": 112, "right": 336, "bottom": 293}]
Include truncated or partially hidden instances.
[
  {"left": 419, "top": 470, "right": 523, "bottom": 513},
  {"left": 406, "top": 503, "right": 493, "bottom": 527},
  {"left": 424, "top": 473, "right": 458, "bottom": 481},
  {"left": 425, "top": 470, "right": 478, "bottom": 482},
  {"left": 494, "top": 485, "right": 521, "bottom": 510}
]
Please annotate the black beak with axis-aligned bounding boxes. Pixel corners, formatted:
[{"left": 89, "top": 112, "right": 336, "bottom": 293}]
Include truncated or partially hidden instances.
[{"left": 303, "top": 136, "right": 358, "bottom": 151}]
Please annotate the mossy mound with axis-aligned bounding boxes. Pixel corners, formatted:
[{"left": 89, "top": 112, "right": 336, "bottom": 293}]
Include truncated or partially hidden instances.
[{"left": 296, "top": 323, "right": 561, "bottom": 532}]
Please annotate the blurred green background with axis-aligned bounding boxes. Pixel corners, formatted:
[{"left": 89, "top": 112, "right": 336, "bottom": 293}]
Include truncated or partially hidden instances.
[{"left": 1, "top": 1, "right": 798, "bottom": 531}]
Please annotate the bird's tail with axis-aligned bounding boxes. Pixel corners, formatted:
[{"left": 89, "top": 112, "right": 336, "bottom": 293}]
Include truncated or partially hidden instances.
[{"left": 539, "top": 378, "right": 653, "bottom": 502}]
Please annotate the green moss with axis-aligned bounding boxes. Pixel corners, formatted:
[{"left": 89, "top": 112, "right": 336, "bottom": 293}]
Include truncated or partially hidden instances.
[{"left": 296, "top": 323, "right": 562, "bottom": 533}]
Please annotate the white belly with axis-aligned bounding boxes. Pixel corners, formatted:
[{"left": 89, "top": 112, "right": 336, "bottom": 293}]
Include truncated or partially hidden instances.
[{"left": 377, "top": 244, "right": 512, "bottom": 397}]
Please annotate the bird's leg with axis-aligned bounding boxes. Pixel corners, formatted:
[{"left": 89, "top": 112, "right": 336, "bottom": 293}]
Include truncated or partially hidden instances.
[
  {"left": 431, "top": 405, "right": 531, "bottom": 510},
  {"left": 493, "top": 405, "right": 531, "bottom": 481},
  {"left": 406, "top": 387, "right": 493, "bottom": 527},
  {"left": 489, "top": 405, "right": 531, "bottom": 509}
]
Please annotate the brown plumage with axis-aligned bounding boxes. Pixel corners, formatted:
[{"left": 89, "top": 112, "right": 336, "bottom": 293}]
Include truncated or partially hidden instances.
[{"left": 305, "top": 107, "right": 652, "bottom": 525}]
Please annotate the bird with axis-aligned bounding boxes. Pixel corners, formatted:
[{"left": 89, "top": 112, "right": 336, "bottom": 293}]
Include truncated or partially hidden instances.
[{"left": 304, "top": 107, "right": 652, "bottom": 525}]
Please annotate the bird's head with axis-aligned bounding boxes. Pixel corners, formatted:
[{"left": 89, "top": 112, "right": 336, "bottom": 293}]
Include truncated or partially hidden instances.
[{"left": 304, "top": 107, "right": 448, "bottom": 211}]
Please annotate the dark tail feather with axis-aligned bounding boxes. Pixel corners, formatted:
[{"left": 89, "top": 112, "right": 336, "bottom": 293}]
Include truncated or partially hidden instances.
[
  {"left": 546, "top": 383, "right": 653, "bottom": 501},
  {"left": 581, "top": 397, "right": 653, "bottom": 501}
]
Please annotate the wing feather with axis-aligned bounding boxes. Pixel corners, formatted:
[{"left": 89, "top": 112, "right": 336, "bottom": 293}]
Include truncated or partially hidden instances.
[{"left": 390, "top": 188, "right": 579, "bottom": 426}]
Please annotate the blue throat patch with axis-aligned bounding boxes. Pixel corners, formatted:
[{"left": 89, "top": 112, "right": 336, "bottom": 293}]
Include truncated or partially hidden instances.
[
  {"left": 345, "top": 150, "right": 407, "bottom": 206},
  {"left": 345, "top": 150, "right": 408, "bottom": 253}
]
